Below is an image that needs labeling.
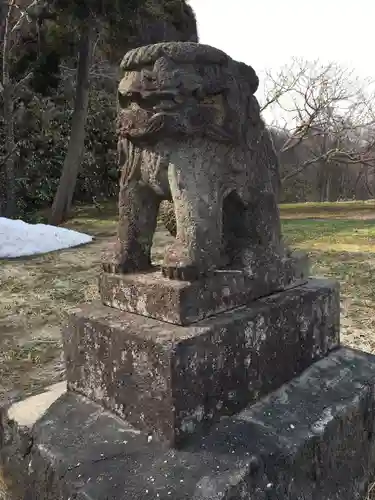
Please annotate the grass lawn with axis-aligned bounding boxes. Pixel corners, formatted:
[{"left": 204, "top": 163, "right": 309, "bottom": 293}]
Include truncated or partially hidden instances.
[{"left": 1, "top": 200, "right": 375, "bottom": 401}]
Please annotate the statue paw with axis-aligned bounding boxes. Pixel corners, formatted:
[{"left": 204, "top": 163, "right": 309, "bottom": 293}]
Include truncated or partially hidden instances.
[
  {"left": 101, "top": 250, "right": 125, "bottom": 274},
  {"left": 162, "top": 242, "right": 201, "bottom": 281},
  {"left": 101, "top": 242, "right": 123, "bottom": 274},
  {"left": 162, "top": 263, "right": 201, "bottom": 281},
  {"left": 101, "top": 242, "right": 152, "bottom": 275}
]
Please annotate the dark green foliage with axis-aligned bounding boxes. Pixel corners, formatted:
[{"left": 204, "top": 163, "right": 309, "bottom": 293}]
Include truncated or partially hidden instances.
[
  {"left": 31, "top": 51, "right": 61, "bottom": 95},
  {"left": 93, "top": 0, "right": 197, "bottom": 63},
  {"left": 9, "top": 35, "right": 38, "bottom": 81},
  {"left": 50, "top": 0, "right": 141, "bottom": 21},
  {"left": 0, "top": 80, "right": 118, "bottom": 219},
  {"left": 78, "top": 82, "right": 118, "bottom": 202},
  {"left": 163, "top": 0, "right": 197, "bottom": 37},
  {"left": 0, "top": 0, "right": 197, "bottom": 219},
  {"left": 9, "top": 19, "right": 74, "bottom": 97}
]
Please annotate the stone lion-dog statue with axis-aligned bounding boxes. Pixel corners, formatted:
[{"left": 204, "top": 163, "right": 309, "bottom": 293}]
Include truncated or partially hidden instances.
[{"left": 102, "top": 42, "right": 283, "bottom": 281}]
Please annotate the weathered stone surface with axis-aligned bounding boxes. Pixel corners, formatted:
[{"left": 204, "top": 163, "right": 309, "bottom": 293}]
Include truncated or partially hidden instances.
[
  {"left": 2, "top": 348, "right": 375, "bottom": 500},
  {"left": 103, "top": 41, "right": 285, "bottom": 281},
  {"left": 64, "top": 278, "right": 339, "bottom": 446},
  {"left": 0, "top": 382, "right": 67, "bottom": 500},
  {"left": 99, "top": 251, "right": 309, "bottom": 325}
]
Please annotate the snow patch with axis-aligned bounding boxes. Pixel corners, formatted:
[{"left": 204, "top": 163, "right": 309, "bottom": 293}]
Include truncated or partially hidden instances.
[{"left": 0, "top": 217, "right": 93, "bottom": 258}]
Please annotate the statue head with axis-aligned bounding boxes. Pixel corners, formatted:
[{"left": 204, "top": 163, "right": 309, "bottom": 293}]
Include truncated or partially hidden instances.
[{"left": 117, "top": 42, "right": 260, "bottom": 145}]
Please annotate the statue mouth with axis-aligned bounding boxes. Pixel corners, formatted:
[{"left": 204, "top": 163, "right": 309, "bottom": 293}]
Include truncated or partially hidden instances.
[
  {"left": 117, "top": 94, "right": 182, "bottom": 140},
  {"left": 152, "top": 100, "right": 180, "bottom": 112},
  {"left": 130, "top": 112, "right": 173, "bottom": 138},
  {"left": 118, "top": 109, "right": 179, "bottom": 141},
  {"left": 119, "top": 87, "right": 183, "bottom": 110}
]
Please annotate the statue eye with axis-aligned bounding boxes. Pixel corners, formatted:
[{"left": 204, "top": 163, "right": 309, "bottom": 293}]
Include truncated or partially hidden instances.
[
  {"left": 192, "top": 89, "right": 201, "bottom": 99},
  {"left": 141, "top": 70, "right": 156, "bottom": 83}
]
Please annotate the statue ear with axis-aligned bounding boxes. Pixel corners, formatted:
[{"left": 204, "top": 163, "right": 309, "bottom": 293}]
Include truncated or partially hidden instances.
[
  {"left": 140, "top": 69, "right": 155, "bottom": 81},
  {"left": 236, "top": 62, "right": 259, "bottom": 94}
]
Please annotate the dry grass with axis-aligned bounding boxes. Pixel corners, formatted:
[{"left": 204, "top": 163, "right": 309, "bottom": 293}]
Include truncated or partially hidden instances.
[
  {"left": 281, "top": 217, "right": 375, "bottom": 354},
  {"left": 281, "top": 199, "right": 375, "bottom": 219},
  {"left": 0, "top": 202, "right": 172, "bottom": 398}
]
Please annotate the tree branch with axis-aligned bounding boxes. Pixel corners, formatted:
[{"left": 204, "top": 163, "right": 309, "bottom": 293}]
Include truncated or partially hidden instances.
[
  {"left": 2, "top": 0, "right": 15, "bottom": 91},
  {"left": 11, "top": 0, "right": 42, "bottom": 32},
  {"left": 14, "top": 71, "right": 34, "bottom": 92},
  {"left": 0, "top": 143, "right": 19, "bottom": 172}
]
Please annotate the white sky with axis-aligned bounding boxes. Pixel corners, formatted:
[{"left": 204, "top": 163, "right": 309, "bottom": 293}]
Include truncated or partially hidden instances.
[{"left": 189, "top": 0, "right": 375, "bottom": 84}]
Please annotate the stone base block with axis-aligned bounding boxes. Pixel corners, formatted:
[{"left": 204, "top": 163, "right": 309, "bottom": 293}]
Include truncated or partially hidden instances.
[
  {"left": 63, "top": 278, "right": 339, "bottom": 446},
  {"left": 2, "top": 348, "right": 375, "bottom": 500},
  {"left": 99, "top": 251, "right": 309, "bottom": 325}
]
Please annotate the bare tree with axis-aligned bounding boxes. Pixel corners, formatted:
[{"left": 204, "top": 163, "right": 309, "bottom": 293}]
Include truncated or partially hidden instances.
[{"left": 260, "top": 58, "right": 375, "bottom": 201}]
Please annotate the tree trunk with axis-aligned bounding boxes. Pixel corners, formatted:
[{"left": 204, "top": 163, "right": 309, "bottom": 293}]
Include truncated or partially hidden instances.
[
  {"left": 364, "top": 165, "right": 374, "bottom": 198},
  {"left": 1, "top": 0, "right": 17, "bottom": 218},
  {"left": 49, "top": 21, "right": 94, "bottom": 225},
  {"left": 3, "top": 85, "right": 17, "bottom": 218},
  {"left": 325, "top": 174, "right": 331, "bottom": 202}
]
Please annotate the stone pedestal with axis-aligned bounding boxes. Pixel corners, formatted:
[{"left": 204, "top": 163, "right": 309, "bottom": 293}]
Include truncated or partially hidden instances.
[
  {"left": 2, "top": 268, "right": 375, "bottom": 499},
  {"left": 98, "top": 251, "right": 309, "bottom": 325},
  {"left": 3, "top": 348, "right": 375, "bottom": 500},
  {"left": 64, "top": 278, "right": 339, "bottom": 446}
]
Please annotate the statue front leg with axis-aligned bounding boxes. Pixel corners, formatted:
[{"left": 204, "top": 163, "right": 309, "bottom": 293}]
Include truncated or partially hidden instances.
[
  {"left": 102, "top": 180, "right": 160, "bottom": 274},
  {"left": 162, "top": 160, "right": 224, "bottom": 281}
]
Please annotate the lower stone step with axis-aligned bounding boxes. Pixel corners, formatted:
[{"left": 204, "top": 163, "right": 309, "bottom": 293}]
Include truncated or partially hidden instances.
[{"left": 1, "top": 347, "right": 375, "bottom": 499}]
